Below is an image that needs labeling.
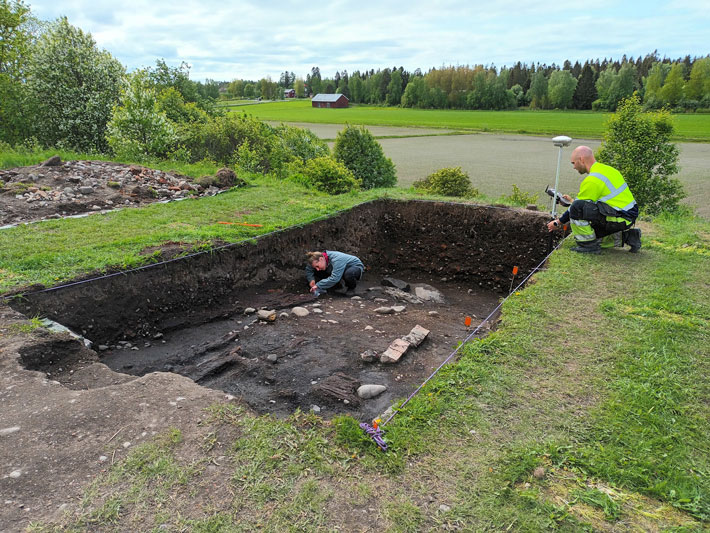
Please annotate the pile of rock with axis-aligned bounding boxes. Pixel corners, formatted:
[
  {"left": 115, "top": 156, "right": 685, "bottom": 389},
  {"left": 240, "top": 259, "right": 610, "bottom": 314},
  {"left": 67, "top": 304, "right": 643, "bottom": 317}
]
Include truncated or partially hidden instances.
[{"left": 0, "top": 157, "right": 242, "bottom": 225}]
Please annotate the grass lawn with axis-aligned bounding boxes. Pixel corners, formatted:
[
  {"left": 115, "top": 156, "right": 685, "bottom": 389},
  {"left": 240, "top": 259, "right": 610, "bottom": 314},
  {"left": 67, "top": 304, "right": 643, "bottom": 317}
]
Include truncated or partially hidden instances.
[{"left": 223, "top": 100, "right": 710, "bottom": 142}]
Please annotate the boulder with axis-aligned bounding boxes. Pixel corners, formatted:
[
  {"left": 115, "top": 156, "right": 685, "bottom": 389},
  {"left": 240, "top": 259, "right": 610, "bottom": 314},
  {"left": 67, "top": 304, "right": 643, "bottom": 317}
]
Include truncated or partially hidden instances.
[
  {"left": 380, "top": 338, "right": 411, "bottom": 364},
  {"left": 40, "top": 155, "right": 62, "bottom": 167},
  {"left": 215, "top": 167, "right": 246, "bottom": 188},
  {"left": 402, "top": 325, "right": 430, "bottom": 347},
  {"left": 414, "top": 284, "right": 446, "bottom": 304},
  {"left": 381, "top": 277, "right": 410, "bottom": 292},
  {"left": 357, "top": 384, "right": 387, "bottom": 399},
  {"left": 291, "top": 307, "right": 309, "bottom": 317}
]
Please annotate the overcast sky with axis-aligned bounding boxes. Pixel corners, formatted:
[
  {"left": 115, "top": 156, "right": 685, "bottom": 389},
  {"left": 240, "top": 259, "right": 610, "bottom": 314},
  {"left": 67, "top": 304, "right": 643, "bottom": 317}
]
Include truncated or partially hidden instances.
[{"left": 26, "top": 0, "right": 710, "bottom": 82}]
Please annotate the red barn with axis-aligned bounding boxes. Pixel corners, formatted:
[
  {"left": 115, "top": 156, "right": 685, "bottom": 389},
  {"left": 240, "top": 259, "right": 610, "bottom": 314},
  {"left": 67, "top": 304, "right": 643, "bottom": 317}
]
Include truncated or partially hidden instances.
[
  {"left": 284, "top": 88, "right": 295, "bottom": 98},
  {"left": 311, "top": 93, "right": 349, "bottom": 108}
]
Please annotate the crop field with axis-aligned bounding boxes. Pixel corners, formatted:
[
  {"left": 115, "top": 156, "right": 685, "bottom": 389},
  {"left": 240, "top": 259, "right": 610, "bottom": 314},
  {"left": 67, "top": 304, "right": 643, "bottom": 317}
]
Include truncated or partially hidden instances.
[
  {"left": 225, "top": 99, "right": 710, "bottom": 141},
  {"left": 260, "top": 122, "right": 710, "bottom": 219}
]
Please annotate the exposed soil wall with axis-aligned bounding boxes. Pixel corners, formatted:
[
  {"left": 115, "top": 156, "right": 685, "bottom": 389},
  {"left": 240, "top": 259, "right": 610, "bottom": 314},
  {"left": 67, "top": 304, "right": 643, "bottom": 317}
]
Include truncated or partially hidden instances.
[{"left": 10, "top": 200, "right": 557, "bottom": 345}]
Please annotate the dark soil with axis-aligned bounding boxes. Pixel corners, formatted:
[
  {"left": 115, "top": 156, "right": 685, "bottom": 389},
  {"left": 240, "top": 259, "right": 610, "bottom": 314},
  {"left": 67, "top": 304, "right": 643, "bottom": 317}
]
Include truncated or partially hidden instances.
[
  {"left": 8, "top": 198, "right": 556, "bottom": 421},
  {"left": 100, "top": 278, "right": 500, "bottom": 421}
]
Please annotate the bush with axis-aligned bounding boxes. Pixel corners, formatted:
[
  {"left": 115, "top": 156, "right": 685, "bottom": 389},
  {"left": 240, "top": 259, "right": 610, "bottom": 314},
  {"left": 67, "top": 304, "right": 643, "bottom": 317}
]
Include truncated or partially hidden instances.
[
  {"left": 596, "top": 94, "right": 684, "bottom": 215},
  {"left": 273, "top": 124, "right": 329, "bottom": 164},
  {"left": 303, "top": 157, "right": 360, "bottom": 195},
  {"left": 332, "top": 125, "right": 396, "bottom": 189},
  {"left": 504, "top": 184, "right": 538, "bottom": 206},
  {"left": 180, "top": 113, "right": 285, "bottom": 173},
  {"left": 413, "top": 167, "right": 478, "bottom": 198}
]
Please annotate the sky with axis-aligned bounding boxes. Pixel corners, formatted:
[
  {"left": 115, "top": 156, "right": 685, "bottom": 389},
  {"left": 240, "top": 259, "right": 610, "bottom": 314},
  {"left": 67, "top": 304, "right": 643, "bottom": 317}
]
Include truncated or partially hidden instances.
[{"left": 25, "top": 0, "right": 710, "bottom": 83}]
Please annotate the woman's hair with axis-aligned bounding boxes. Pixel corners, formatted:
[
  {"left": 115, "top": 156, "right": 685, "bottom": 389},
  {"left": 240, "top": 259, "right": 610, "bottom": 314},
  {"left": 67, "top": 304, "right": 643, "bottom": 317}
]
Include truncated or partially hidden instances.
[{"left": 305, "top": 251, "right": 323, "bottom": 264}]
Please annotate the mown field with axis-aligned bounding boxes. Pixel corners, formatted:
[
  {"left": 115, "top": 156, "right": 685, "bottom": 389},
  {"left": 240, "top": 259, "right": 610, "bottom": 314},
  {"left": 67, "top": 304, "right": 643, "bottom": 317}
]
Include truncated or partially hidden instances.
[{"left": 223, "top": 100, "right": 710, "bottom": 142}]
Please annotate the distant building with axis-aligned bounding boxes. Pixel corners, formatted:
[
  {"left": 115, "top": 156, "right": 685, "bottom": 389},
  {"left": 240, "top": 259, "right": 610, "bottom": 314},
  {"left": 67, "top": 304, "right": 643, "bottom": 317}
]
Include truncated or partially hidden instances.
[
  {"left": 311, "top": 93, "right": 349, "bottom": 108},
  {"left": 284, "top": 88, "right": 295, "bottom": 98}
]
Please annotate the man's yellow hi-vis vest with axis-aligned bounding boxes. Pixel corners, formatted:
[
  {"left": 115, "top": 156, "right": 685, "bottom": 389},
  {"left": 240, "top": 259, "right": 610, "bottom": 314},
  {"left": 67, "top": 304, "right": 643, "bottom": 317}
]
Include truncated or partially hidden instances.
[{"left": 578, "top": 162, "right": 637, "bottom": 213}]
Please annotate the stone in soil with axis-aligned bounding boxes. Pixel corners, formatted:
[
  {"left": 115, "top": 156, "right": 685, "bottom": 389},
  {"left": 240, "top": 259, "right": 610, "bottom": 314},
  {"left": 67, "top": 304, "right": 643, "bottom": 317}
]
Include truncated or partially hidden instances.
[
  {"left": 380, "top": 338, "right": 411, "bottom": 364},
  {"left": 402, "top": 325, "right": 430, "bottom": 347},
  {"left": 357, "top": 384, "right": 387, "bottom": 399},
  {"left": 381, "top": 277, "right": 411, "bottom": 292}
]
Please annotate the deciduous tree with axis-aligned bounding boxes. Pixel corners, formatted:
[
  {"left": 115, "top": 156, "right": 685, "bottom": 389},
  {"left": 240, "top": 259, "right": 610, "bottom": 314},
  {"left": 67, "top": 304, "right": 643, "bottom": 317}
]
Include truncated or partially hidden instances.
[
  {"left": 548, "top": 69, "right": 577, "bottom": 109},
  {"left": 685, "top": 56, "right": 710, "bottom": 104},
  {"left": 596, "top": 94, "right": 684, "bottom": 214},
  {"left": 0, "top": 0, "right": 35, "bottom": 143},
  {"left": 26, "top": 17, "right": 124, "bottom": 151},
  {"left": 527, "top": 70, "right": 548, "bottom": 109}
]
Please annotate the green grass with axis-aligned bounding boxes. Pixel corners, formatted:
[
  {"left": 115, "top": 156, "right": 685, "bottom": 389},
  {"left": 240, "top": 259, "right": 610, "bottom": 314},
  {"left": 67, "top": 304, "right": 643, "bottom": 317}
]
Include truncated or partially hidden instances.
[{"left": 225, "top": 100, "right": 710, "bottom": 141}]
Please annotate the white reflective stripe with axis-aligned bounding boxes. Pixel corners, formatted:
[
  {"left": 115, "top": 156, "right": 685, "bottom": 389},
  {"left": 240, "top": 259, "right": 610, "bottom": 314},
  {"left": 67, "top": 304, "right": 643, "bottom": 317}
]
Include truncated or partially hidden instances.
[
  {"left": 575, "top": 233, "right": 597, "bottom": 241},
  {"left": 570, "top": 219, "right": 591, "bottom": 226},
  {"left": 600, "top": 183, "right": 627, "bottom": 202},
  {"left": 589, "top": 172, "right": 615, "bottom": 190},
  {"left": 620, "top": 199, "right": 637, "bottom": 211},
  {"left": 590, "top": 172, "right": 628, "bottom": 203}
]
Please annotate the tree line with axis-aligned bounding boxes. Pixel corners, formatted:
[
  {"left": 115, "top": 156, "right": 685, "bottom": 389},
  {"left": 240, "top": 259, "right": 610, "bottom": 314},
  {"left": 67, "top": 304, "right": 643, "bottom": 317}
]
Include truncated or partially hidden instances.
[{"left": 225, "top": 54, "right": 710, "bottom": 112}]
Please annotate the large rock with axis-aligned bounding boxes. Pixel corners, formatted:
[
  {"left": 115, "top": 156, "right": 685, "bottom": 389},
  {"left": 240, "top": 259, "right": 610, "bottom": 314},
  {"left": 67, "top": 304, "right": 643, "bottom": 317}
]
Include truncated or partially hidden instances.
[
  {"left": 380, "top": 338, "right": 411, "bottom": 364},
  {"left": 357, "top": 384, "right": 387, "bottom": 399},
  {"left": 215, "top": 167, "right": 246, "bottom": 189},
  {"left": 383, "top": 287, "right": 422, "bottom": 304},
  {"left": 381, "top": 277, "right": 410, "bottom": 292},
  {"left": 403, "top": 324, "right": 430, "bottom": 347},
  {"left": 291, "top": 307, "right": 309, "bottom": 317},
  {"left": 40, "top": 155, "right": 62, "bottom": 167},
  {"left": 414, "top": 284, "right": 446, "bottom": 304}
]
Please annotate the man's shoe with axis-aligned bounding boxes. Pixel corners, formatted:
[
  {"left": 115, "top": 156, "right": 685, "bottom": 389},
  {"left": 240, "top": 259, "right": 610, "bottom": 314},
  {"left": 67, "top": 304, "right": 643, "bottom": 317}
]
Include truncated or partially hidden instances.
[
  {"left": 570, "top": 239, "right": 602, "bottom": 255},
  {"left": 345, "top": 289, "right": 356, "bottom": 297},
  {"left": 623, "top": 228, "right": 642, "bottom": 253}
]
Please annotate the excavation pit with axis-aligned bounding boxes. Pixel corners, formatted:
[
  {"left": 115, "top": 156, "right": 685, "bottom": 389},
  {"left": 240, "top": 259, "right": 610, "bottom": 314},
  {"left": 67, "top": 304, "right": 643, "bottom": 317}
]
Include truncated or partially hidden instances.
[{"left": 10, "top": 199, "right": 559, "bottom": 421}]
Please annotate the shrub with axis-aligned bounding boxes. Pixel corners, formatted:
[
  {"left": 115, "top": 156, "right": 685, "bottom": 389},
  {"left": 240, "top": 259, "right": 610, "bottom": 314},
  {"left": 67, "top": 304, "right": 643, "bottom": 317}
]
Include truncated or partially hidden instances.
[
  {"left": 274, "top": 124, "right": 329, "bottom": 164},
  {"left": 303, "top": 157, "right": 360, "bottom": 195},
  {"left": 332, "top": 125, "right": 396, "bottom": 189},
  {"left": 505, "top": 184, "right": 538, "bottom": 206},
  {"left": 107, "top": 71, "right": 177, "bottom": 160},
  {"left": 596, "top": 94, "right": 684, "bottom": 215},
  {"left": 413, "top": 167, "right": 478, "bottom": 198},
  {"left": 180, "top": 113, "right": 285, "bottom": 173}
]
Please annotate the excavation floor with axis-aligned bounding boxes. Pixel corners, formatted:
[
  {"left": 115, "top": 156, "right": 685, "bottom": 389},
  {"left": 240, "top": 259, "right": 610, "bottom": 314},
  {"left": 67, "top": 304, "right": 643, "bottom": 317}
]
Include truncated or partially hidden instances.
[{"left": 100, "top": 276, "right": 501, "bottom": 420}]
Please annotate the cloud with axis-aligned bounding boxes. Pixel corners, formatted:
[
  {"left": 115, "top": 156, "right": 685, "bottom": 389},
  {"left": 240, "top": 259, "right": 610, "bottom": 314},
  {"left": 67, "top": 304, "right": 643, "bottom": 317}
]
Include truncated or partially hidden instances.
[{"left": 26, "top": 0, "right": 710, "bottom": 81}]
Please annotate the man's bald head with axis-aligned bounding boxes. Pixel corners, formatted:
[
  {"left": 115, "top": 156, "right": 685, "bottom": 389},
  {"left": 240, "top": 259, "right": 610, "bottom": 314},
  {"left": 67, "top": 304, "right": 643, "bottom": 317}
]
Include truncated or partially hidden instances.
[{"left": 570, "top": 146, "right": 596, "bottom": 175}]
